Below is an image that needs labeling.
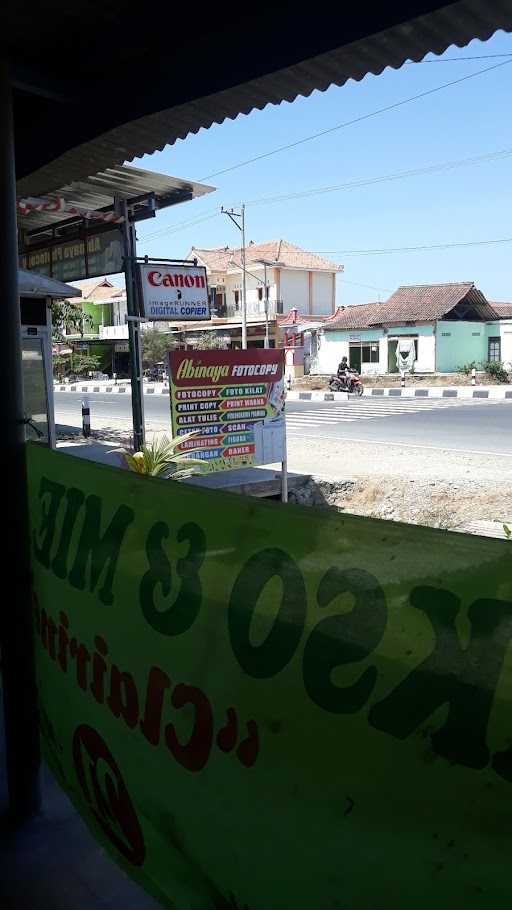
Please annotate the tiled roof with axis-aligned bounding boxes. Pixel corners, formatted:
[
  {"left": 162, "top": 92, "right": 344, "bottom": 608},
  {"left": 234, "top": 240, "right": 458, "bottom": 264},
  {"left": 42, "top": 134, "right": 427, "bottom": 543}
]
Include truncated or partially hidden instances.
[
  {"left": 278, "top": 307, "right": 343, "bottom": 328},
  {"left": 68, "top": 277, "right": 114, "bottom": 298},
  {"left": 191, "top": 240, "right": 342, "bottom": 274},
  {"left": 66, "top": 279, "right": 126, "bottom": 305},
  {"left": 325, "top": 302, "right": 382, "bottom": 330},
  {"left": 368, "top": 282, "right": 496, "bottom": 324},
  {"left": 80, "top": 286, "right": 126, "bottom": 303},
  {"left": 490, "top": 302, "right": 512, "bottom": 318}
]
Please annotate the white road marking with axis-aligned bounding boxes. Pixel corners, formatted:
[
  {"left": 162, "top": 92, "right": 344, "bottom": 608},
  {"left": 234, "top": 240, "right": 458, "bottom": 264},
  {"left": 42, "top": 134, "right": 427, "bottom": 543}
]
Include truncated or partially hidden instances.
[{"left": 286, "top": 397, "right": 511, "bottom": 427}]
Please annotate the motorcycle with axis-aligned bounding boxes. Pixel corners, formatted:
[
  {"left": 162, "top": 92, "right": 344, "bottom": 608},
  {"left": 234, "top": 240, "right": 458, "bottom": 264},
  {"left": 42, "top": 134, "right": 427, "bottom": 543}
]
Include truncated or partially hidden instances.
[{"left": 329, "top": 371, "right": 364, "bottom": 396}]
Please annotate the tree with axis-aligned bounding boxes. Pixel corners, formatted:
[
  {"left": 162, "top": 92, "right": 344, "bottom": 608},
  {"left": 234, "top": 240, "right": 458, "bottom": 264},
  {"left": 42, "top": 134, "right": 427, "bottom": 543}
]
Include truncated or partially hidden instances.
[
  {"left": 53, "top": 353, "right": 71, "bottom": 379},
  {"left": 187, "top": 331, "right": 230, "bottom": 350},
  {"left": 141, "top": 329, "right": 175, "bottom": 368},
  {"left": 72, "top": 353, "right": 101, "bottom": 376},
  {"left": 51, "top": 300, "right": 93, "bottom": 342}
]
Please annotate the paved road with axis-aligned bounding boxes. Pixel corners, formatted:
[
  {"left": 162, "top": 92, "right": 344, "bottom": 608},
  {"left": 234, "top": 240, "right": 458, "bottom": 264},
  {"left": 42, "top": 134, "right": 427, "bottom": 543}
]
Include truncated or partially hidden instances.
[{"left": 54, "top": 391, "right": 512, "bottom": 455}]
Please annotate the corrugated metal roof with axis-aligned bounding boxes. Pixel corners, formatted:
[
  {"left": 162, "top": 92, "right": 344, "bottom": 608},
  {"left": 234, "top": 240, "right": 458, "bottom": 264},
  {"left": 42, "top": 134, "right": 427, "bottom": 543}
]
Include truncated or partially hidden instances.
[
  {"left": 18, "top": 165, "right": 215, "bottom": 233},
  {"left": 15, "top": 1, "right": 512, "bottom": 197},
  {"left": 18, "top": 269, "right": 82, "bottom": 299}
]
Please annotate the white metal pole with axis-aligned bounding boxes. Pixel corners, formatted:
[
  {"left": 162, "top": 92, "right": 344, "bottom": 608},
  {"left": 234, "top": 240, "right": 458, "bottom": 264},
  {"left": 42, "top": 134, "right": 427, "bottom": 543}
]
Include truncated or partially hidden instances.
[
  {"left": 241, "top": 203, "right": 247, "bottom": 350},
  {"left": 281, "top": 454, "right": 288, "bottom": 503}
]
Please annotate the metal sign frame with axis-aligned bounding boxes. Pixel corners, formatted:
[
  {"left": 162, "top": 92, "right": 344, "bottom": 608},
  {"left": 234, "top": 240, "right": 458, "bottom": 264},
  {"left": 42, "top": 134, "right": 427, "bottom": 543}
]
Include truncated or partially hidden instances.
[{"left": 135, "top": 256, "right": 210, "bottom": 322}]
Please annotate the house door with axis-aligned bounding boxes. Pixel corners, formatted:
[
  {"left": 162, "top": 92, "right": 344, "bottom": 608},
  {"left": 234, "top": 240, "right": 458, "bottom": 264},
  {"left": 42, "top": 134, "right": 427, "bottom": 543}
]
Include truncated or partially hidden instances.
[
  {"left": 349, "top": 344, "right": 362, "bottom": 372},
  {"left": 387, "top": 339, "right": 398, "bottom": 373}
]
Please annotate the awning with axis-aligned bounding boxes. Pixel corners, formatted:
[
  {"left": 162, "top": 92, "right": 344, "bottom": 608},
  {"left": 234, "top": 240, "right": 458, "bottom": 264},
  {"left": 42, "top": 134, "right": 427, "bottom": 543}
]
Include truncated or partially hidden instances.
[
  {"left": 10, "top": 2, "right": 512, "bottom": 196},
  {"left": 18, "top": 269, "right": 82, "bottom": 299},
  {"left": 17, "top": 164, "right": 215, "bottom": 235}
]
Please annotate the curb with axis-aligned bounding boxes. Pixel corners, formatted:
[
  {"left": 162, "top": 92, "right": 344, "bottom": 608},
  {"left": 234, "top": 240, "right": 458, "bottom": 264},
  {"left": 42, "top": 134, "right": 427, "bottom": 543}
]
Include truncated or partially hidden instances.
[
  {"left": 363, "top": 386, "right": 512, "bottom": 400},
  {"left": 54, "top": 384, "right": 512, "bottom": 401},
  {"left": 286, "top": 390, "right": 349, "bottom": 402},
  {"left": 55, "top": 383, "right": 170, "bottom": 396}
]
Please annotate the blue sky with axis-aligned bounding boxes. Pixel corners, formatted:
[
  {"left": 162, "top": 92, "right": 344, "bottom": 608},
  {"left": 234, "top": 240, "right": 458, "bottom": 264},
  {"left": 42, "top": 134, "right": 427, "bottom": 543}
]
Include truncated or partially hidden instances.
[{"left": 133, "top": 31, "right": 512, "bottom": 306}]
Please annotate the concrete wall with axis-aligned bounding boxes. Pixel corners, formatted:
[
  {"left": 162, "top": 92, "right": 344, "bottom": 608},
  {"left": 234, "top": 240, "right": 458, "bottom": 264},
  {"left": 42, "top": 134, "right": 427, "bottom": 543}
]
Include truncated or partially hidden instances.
[
  {"left": 82, "top": 301, "right": 111, "bottom": 331},
  {"left": 384, "top": 324, "right": 435, "bottom": 373},
  {"left": 500, "top": 320, "right": 512, "bottom": 370},
  {"left": 314, "top": 319, "right": 512, "bottom": 375},
  {"left": 311, "top": 272, "right": 333, "bottom": 315},
  {"left": 314, "top": 328, "right": 383, "bottom": 374},
  {"left": 417, "top": 334, "right": 436, "bottom": 372},
  {"left": 280, "top": 269, "right": 309, "bottom": 314},
  {"left": 112, "top": 298, "right": 128, "bottom": 326},
  {"left": 314, "top": 331, "right": 349, "bottom": 373},
  {"left": 212, "top": 266, "right": 335, "bottom": 318},
  {"left": 225, "top": 269, "right": 277, "bottom": 317},
  {"left": 315, "top": 324, "right": 435, "bottom": 374},
  {"left": 435, "top": 321, "right": 488, "bottom": 372}
]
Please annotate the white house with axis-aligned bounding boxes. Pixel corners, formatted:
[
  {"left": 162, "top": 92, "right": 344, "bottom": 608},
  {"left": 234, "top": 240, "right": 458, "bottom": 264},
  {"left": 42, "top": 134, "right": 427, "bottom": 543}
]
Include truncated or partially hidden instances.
[
  {"left": 189, "top": 240, "right": 342, "bottom": 319},
  {"left": 312, "top": 283, "right": 510, "bottom": 376},
  {"left": 491, "top": 303, "right": 512, "bottom": 370}
]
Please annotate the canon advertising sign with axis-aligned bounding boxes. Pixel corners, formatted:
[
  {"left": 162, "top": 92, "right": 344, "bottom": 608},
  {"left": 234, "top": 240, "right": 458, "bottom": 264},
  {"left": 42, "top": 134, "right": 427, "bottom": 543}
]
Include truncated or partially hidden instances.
[{"left": 138, "top": 262, "right": 210, "bottom": 320}]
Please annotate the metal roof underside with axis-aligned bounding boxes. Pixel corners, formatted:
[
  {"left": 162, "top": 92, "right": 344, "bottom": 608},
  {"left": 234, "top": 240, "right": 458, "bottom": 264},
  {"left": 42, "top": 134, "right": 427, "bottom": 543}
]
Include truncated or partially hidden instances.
[
  {"left": 8, "top": 1, "right": 512, "bottom": 197},
  {"left": 17, "top": 165, "right": 215, "bottom": 233},
  {"left": 18, "top": 269, "right": 82, "bottom": 299}
]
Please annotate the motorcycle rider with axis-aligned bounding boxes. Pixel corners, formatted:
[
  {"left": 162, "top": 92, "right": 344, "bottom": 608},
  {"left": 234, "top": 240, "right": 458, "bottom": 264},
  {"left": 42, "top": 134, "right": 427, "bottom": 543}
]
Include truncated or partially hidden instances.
[{"left": 337, "top": 356, "right": 356, "bottom": 389}]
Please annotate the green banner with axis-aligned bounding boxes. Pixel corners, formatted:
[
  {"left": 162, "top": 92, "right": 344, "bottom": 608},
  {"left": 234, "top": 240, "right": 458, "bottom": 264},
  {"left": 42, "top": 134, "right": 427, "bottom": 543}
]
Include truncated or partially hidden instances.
[{"left": 27, "top": 444, "right": 512, "bottom": 909}]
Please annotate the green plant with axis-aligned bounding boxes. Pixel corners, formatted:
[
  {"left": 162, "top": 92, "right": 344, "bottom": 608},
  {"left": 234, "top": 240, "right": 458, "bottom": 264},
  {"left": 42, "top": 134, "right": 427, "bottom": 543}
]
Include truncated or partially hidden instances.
[
  {"left": 124, "top": 433, "right": 208, "bottom": 481},
  {"left": 187, "top": 331, "right": 230, "bottom": 350},
  {"left": 53, "top": 353, "right": 71, "bottom": 379},
  {"left": 504, "top": 524, "right": 511, "bottom": 540},
  {"left": 482, "top": 359, "right": 509, "bottom": 383},
  {"left": 51, "top": 300, "right": 93, "bottom": 341},
  {"left": 141, "top": 329, "right": 176, "bottom": 368},
  {"left": 458, "top": 360, "right": 479, "bottom": 376},
  {"left": 72, "top": 353, "right": 102, "bottom": 376}
]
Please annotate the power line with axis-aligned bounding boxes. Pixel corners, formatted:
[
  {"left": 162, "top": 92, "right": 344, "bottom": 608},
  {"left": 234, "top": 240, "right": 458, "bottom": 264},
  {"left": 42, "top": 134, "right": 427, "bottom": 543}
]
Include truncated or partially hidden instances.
[
  {"left": 199, "top": 59, "right": 512, "bottom": 182},
  {"left": 138, "top": 209, "right": 220, "bottom": 243},
  {"left": 405, "top": 52, "right": 512, "bottom": 64},
  {"left": 339, "top": 278, "right": 391, "bottom": 292},
  {"left": 137, "top": 145, "right": 512, "bottom": 244},
  {"left": 137, "top": 59, "right": 512, "bottom": 246},
  {"left": 311, "top": 237, "right": 512, "bottom": 256},
  {"left": 245, "top": 147, "right": 512, "bottom": 207}
]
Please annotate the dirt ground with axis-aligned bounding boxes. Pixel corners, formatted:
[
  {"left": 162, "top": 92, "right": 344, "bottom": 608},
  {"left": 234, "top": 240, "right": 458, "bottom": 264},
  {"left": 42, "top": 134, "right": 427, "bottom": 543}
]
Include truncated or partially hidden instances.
[
  {"left": 60, "top": 427, "right": 512, "bottom": 536},
  {"left": 292, "top": 371, "right": 505, "bottom": 390},
  {"left": 289, "top": 475, "right": 512, "bottom": 531},
  {"left": 282, "top": 434, "right": 512, "bottom": 534}
]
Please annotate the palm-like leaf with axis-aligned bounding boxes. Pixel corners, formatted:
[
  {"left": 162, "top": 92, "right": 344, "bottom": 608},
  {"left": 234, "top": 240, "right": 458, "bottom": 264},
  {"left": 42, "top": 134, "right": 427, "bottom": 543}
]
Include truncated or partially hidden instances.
[{"left": 124, "top": 433, "right": 209, "bottom": 480}]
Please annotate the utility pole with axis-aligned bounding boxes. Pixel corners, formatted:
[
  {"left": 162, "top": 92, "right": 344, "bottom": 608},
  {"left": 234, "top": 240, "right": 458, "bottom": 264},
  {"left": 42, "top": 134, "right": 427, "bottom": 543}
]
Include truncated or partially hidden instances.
[
  {"left": 255, "top": 258, "right": 278, "bottom": 348},
  {"left": 222, "top": 205, "right": 247, "bottom": 349}
]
